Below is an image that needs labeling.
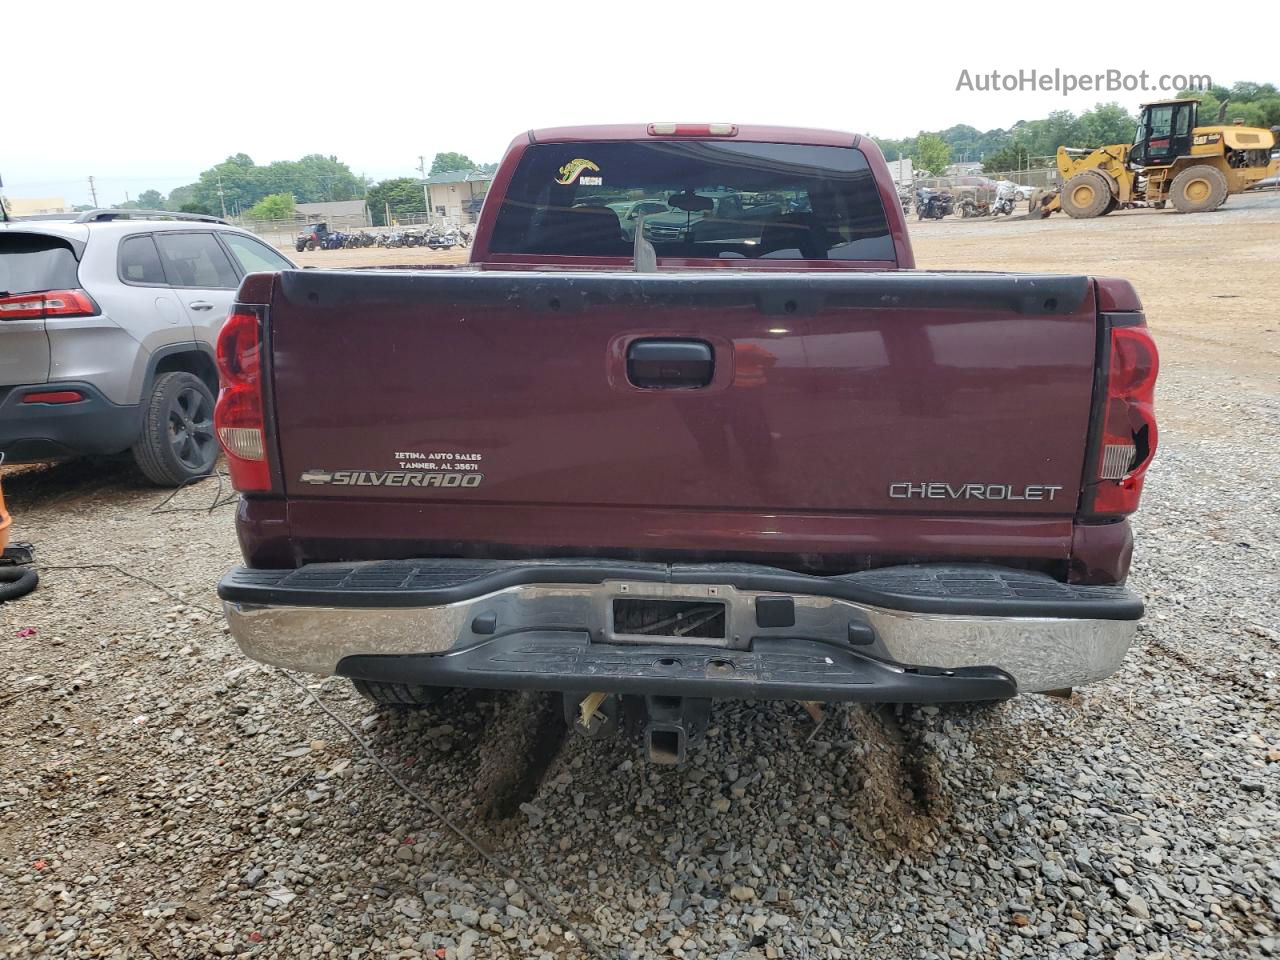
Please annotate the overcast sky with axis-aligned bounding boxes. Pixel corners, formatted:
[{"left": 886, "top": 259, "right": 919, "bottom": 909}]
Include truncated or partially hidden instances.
[{"left": 4, "top": 1, "right": 1270, "bottom": 207}]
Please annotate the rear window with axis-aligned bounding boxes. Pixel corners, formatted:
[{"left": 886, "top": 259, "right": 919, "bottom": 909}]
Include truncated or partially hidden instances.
[
  {"left": 0, "top": 233, "right": 80, "bottom": 295},
  {"left": 119, "top": 235, "right": 167, "bottom": 284},
  {"left": 489, "top": 140, "right": 894, "bottom": 261}
]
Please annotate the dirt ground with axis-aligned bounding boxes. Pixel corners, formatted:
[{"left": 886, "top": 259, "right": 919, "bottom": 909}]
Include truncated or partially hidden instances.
[
  {"left": 3, "top": 194, "right": 1277, "bottom": 960},
  {"left": 285, "top": 246, "right": 471, "bottom": 270}
]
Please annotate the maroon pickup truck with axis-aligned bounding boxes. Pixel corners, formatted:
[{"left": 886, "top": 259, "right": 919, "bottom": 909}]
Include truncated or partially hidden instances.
[{"left": 215, "top": 123, "right": 1158, "bottom": 762}]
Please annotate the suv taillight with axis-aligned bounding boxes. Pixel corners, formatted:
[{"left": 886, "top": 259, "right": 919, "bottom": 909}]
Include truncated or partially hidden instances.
[
  {"left": 1084, "top": 316, "right": 1159, "bottom": 518},
  {"left": 215, "top": 306, "right": 271, "bottom": 492},
  {"left": 0, "top": 289, "right": 98, "bottom": 320}
]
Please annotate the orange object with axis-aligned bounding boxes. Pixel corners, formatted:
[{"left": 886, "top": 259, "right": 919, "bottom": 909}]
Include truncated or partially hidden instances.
[{"left": 0, "top": 474, "right": 10, "bottom": 552}]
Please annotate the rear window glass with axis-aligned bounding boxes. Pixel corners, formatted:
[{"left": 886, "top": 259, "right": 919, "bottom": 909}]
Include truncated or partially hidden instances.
[
  {"left": 119, "top": 235, "right": 167, "bottom": 284},
  {"left": 0, "top": 233, "right": 80, "bottom": 295},
  {"left": 489, "top": 140, "right": 894, "bottom": 261}
]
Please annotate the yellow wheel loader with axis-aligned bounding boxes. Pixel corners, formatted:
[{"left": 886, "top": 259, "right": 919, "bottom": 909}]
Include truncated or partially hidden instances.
[{"left": 1031, "top": 99, "right": 1279, "bottom": 219}]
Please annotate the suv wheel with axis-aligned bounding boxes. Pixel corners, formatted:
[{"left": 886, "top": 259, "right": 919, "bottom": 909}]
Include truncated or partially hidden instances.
[{"left": 132, "top": 372, "right": 219, "bottom": 486}]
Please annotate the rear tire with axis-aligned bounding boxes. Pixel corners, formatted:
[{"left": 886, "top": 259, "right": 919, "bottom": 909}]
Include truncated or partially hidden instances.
[
  {"left": 1169, "top": 164, "right": 1228, "bottom": 213},
  {"left": 1060, "top": 172, "right": 1113, "bottom": 218},
  {"left": 351, "top": 679, "right": 445, "bottom": 708},
  {"left": 131, "top": 372, "right": 218, "bottom": 487}
]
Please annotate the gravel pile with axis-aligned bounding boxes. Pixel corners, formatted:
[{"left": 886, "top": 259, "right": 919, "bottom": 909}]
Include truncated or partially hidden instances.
[{"left": 1, "top": 363, "right": 1277, "bottom": 960}]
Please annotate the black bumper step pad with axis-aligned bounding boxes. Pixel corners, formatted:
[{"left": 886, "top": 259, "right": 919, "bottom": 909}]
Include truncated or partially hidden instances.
[{"left": 336, "top": 633, "right": 1017, "bottom": 703}]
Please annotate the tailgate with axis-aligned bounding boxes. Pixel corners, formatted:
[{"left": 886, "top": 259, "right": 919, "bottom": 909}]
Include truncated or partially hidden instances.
[{"left": 268, "top": 270, "right": 1098, "bottom": 520}]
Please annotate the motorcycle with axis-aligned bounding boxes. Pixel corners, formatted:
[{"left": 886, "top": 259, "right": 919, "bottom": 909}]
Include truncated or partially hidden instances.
[
  {"left": 426, "top": 228, "right": 459, "bottom": 251},
  {"left": 915, "top": 189, "right": 953, "bottom": 220},
  {"left": 955, "top": 197, "right": 989, "bottom": 218},
  {"left": 991, "top": 182, "right": 1020, "bottom": 218}
]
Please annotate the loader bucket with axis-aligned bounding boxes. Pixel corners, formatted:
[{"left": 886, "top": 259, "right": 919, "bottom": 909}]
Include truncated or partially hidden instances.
[{"left": 1028, "top": 188, "right": 1058, "bottom": 219}]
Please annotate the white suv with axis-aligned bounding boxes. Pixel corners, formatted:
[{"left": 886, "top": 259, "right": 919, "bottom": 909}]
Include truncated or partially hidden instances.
[{"left": 0, "top": 210, "right": 296, "bottom": 485}]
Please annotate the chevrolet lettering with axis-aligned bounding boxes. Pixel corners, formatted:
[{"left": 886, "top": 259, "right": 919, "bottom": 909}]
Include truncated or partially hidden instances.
[{"left": 888, "top": 482, "right": 1066, "bottom": 501}]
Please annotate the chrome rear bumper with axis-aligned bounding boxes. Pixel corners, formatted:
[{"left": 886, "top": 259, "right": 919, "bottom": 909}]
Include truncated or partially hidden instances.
[{"left": 219, "top": 561, "right": 1139, "bottom": 696}]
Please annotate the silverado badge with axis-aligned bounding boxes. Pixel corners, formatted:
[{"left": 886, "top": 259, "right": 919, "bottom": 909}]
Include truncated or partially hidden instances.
[{"left": 299, "top": 469, "right": 483, "bottom": 489}]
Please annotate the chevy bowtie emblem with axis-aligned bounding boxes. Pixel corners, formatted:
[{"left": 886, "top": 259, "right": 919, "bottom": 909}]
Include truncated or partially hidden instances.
[{"left": 300, "top": 469, "right": 334, "bottom": 485}]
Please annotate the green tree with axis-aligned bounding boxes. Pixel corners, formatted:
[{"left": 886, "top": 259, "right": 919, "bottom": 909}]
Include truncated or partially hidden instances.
[
  {"left": 260, "top": 155, "right": 363, "bottom": 203},
  {"left": 137, "top": 189, "right": 166, "bottom": 209},
  {"left": 365, "top": 178, "right": 425, "bottom": 226},
  {"left": 166, "top": 184, "right": 199, "bottom": 211},
  {"left": 914, "top": 133, "right": 951, "bottom": 177},
  {"left": 877, "top": 137, "right": 908, "bottom": 161},
  {"left": 171, "top": 152, "right": 365, "bottom": 216},
  {"left": 247, "top": 193, "right": 296, "bottom": 220},
  {"left": 429, "top": 152, "right": 477, "bottom": 176},
  {"left": 1077, "top": 102, "right": 1136, "bottom": 148},
  {"left": 983, "top": 143, "right": 1030, "bottom": 173},
  {"left": 1178, "top": 80, "right": 1280, "bottom": 128},
  {"left": 1255, "top": 98, "right": 1280, "bottom": 127},
  {"left": 186, "top": 153, "right": 257, "bottom": 215}
]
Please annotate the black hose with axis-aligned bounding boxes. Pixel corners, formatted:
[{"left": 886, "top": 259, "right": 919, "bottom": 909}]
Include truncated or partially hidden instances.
[{"left": 0, "top": 565, "right": 38, "bottom": 602}]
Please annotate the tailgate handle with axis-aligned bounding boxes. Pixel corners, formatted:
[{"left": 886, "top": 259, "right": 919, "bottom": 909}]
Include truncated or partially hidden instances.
[{"left": 626, "top": 339, "right": 714, "bottom": 389}]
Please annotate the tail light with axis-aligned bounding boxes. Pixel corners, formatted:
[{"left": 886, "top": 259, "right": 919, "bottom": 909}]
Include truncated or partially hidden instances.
[
  {"left": 214, "top": 306, "right": 272, "bottom": 492},
  {"left": 1084, "top": 317, "right": 1159, "bottom": 518},
  {"left": 0, "top": 290, "right": 98, "bottom": 320}
]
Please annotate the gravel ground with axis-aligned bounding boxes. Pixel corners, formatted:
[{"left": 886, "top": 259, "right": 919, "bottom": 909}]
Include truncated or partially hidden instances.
[{"left": 2, "top": 207, "right": 1278, "bottom": 960}]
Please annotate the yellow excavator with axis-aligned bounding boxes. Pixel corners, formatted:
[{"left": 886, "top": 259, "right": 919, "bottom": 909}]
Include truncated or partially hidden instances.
[{"left": 1031, "top": 98, "right": 1279, "bottom": 218}]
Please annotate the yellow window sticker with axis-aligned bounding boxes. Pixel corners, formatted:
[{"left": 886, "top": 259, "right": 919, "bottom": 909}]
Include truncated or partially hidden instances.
[{"left": 556, "top": 158, "right": 601, "bottom": 185}]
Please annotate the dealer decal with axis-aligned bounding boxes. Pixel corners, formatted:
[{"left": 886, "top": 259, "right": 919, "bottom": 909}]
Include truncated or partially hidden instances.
[
  {"left": 889, "top": 482, "right": 1064, "bottom": 501},
  {"left": 300, "top": 469, "right": 483, "bottom": 489},
  {"left": 555, "top": 158, "right": 601, "bottom": 185}
]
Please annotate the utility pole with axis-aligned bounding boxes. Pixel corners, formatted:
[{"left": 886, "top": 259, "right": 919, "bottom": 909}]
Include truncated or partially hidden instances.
[
  {"left": 418, "top": 155, "right": 430, "bottom": 224},
  {"left": 217, "top": 174, "right": 228, "bottom": 219},
  {"left": 88, "top": 176, "right": 98, "bottom": 206}
]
